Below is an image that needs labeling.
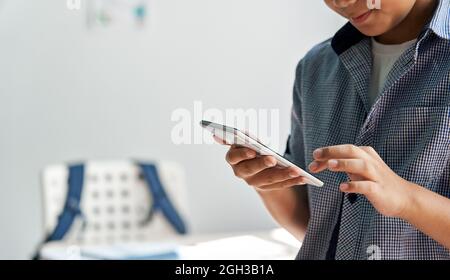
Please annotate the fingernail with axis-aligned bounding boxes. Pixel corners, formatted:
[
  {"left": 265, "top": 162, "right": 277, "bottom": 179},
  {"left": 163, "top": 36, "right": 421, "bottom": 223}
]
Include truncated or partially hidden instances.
[
  {"left": 289, "top": 170, "right": 300, "bottom": 178},
  {"left": 308, "top": 161, "right": 318, "bottom": 171},
  {"left": 313, "top": 149, "right": 323, "bottom": 158},
  {"left": 329, "top": 159, "right": 338, "bottom": 168},
  {"left": 340, "top": 183, "right": 349, "bottom": 191}
]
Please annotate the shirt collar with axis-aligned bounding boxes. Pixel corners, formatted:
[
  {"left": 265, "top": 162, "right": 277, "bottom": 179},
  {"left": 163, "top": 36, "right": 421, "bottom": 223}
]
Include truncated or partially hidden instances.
[
  {"left": 427, "top": 0, "right": 450, "bottom": 40},
  {"left": 331, "top": 0, "right": 450, "bottom": 55}
]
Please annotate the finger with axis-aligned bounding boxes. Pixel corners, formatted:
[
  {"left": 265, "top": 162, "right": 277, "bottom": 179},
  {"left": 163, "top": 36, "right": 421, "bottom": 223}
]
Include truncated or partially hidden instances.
[
  {"left": 313, "top": 144, "right": 368, "bottom": 161},
  {"left": 255, "top": 176, "right": 307, "bottom": 192},
  {"left": 360, "top": 146, "right": 383, "bottom": 161},
  {"left": 327, "top": 159, "right": 376, "bottom": 180},
  {"left": 340, "top": 181, "right": 377, "bottom": 195},
  {"left": 308, "top": 160, "right": 328, "bottom": 173},
  {"left": 233, "top": 156, "right": 277, "bottom": 178},
  {"left": 213, "top": 135, "right": 230, "bottom": 145},
  {"left": 226, "top": 147, "right": 257, "bottom": 165},
  {"left": 246, "top": 166, "right": 303, "bottom": 186}
]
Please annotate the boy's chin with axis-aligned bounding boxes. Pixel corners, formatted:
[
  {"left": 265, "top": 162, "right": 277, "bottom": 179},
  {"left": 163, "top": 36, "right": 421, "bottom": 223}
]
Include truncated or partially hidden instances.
[{"left": 352, "top": 25, "right": 390, "bottom": 38}]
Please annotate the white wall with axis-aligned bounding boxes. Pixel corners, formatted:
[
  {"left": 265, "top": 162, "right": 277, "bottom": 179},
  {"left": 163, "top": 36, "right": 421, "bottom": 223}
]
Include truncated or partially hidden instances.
[{"left": 0, "top": 0, "right": 344, "bottom": 259}]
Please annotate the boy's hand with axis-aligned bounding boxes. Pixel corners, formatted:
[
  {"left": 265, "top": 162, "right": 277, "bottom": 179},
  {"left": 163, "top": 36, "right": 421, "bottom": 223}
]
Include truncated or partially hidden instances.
[
  {"left": 308, "top": 144, "right": 415, "bottom": 218},
  {"left": 214, "top": 136, "right": 306, "bottom": 192}
]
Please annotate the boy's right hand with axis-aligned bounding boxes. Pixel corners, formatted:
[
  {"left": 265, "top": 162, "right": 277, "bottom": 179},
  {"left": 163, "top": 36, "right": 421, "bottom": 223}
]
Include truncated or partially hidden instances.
[{"left": 216, "top": 136, "right": 307, "bottom": 191}]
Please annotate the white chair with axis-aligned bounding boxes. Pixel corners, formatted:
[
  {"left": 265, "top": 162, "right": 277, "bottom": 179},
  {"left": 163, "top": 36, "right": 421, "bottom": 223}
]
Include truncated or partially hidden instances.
[{"left": 40, "top": 160, "right": 190, "bottom": 245}]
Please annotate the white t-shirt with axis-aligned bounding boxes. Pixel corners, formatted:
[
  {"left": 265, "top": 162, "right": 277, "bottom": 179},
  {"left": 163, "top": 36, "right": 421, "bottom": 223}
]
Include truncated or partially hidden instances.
[{"left": 368, "top": 37, "right": 417, "bottom": 107}]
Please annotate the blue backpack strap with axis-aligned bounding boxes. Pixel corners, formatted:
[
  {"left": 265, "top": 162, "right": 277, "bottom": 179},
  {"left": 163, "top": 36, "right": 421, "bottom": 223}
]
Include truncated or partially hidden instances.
[
  {"left": 138, "top": 163, "right": 187, "bottom": 234},
  {"left": 33, "top": 164, "right": 85, "bottom": 259},
  {"left": 47, "top": 164, "right": 85, "bottom": 241}
]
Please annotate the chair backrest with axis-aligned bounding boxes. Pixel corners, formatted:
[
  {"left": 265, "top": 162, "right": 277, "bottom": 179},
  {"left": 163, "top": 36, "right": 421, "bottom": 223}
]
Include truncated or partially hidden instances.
[{"left": 40, "top": 160, "right": 190, "bottom": 245}]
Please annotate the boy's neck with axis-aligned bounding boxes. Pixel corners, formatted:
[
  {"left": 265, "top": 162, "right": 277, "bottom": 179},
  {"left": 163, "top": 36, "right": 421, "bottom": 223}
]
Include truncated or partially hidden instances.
[{"left": 375, "top": 0, "right": 437, "bottom": 45}]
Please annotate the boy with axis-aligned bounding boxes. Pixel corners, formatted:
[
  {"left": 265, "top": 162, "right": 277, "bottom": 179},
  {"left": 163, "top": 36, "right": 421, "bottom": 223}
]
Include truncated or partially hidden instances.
[{"left": 218, "top": 0, "right": 450, "bottom": 259}]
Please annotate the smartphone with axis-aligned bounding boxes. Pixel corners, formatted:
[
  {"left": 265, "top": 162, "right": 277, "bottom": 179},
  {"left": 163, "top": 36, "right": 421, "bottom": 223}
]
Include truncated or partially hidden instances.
[{"left": 200, "top": 120, "right": 324, "bottom": 187}]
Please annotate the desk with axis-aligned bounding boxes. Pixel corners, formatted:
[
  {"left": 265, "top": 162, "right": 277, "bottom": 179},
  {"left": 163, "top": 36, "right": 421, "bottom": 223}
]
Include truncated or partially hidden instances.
[{"left": 40, "top": 228, "right": 301, "bottom": 260}]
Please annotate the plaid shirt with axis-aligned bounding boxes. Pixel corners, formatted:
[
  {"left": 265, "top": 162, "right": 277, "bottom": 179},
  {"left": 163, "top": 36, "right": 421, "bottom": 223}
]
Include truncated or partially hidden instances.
[{"left": 285, "top": 0, "right": 450, "bottom": 259}]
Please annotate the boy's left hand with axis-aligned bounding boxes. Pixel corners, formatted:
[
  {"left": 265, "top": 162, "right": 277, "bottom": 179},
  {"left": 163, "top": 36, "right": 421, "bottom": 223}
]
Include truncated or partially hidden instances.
[{"left": 308, "top": 144, "right": 415, "bottom": 218}]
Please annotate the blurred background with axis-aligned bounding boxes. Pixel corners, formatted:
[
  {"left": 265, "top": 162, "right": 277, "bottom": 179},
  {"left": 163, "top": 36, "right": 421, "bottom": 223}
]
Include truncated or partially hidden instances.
[{"left": 0, "top": 0, "right": 344, "bottom": 259}]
